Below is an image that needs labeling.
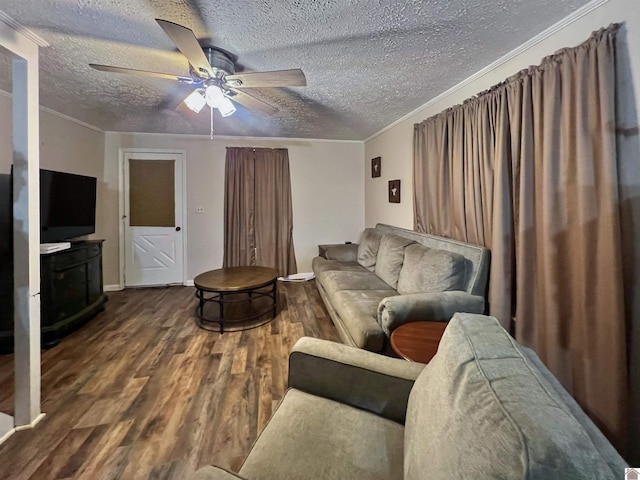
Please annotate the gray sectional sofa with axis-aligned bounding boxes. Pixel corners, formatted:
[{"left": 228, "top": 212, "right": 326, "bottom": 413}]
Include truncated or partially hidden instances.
[
  {"left": 192, "top": 313, "right": 627, "bottom": 479},
  {"left": 312, "top": 223, "right": 490, "bottom": 351}
]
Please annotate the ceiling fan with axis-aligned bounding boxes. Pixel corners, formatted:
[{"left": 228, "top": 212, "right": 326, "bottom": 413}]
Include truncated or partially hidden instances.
[{"left": 90, "top": 19, "right": 307, "bottom": 120}]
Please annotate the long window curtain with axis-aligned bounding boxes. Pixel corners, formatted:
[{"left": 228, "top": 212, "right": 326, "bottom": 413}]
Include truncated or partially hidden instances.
[
  {"left": 413, "top": 24, "right": 627, "bottom": 451},
  {"left": 223, "top": 147, "right": 297, "bottom": 277}
]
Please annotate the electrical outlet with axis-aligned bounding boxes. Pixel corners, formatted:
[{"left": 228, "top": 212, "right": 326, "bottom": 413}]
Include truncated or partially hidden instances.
[{"left": 196, "top": 207, "right": 205, "bottom": 214}]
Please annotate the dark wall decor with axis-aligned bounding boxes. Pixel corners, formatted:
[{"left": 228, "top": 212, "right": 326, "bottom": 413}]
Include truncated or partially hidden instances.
[
  {"left": 371, "top": 157, "right": 381, "bottom": 178},
  {"left": 389, "top": 179, "right": 401, "bottom": 203}
]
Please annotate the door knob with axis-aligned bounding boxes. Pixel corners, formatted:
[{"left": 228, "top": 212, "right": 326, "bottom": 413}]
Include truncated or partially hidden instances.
[{"left": 176, "top": 226, "right": 181, "bottom": 231}]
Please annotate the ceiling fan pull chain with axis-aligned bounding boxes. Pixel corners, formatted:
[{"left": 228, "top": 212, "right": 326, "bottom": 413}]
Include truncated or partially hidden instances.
[{"left": 210, "top": 105, "right": 214, "bottom": 140}]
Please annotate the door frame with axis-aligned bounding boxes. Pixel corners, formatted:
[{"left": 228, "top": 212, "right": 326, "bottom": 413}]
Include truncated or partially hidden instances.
[
  {"left": 0, "top": 13, "right": 48, "bottom": 445},
  {"left": 118, "top": 148, "right": 188, "bottom": 289}
]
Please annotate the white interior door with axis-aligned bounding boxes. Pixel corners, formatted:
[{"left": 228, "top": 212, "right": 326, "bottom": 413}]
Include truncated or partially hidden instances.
[{"left": 124, "top": 152, "right": 185, "bottom": 287}]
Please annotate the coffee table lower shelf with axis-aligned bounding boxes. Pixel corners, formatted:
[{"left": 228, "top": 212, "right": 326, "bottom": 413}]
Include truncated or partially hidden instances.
[
  {"left": 390, "top": 321, "right": 449, "bottom": 363},
  {"left": 194, "top": 266, "right": 278, "bottom": 334}
]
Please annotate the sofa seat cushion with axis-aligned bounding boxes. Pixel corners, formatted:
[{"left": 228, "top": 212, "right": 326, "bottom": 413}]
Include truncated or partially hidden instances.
[
  {"left": 317, "top": 270, "right": 392, "bottom": 296},
  {"left": 404, "top": 313, "right": 620, "bottom": 480},
  {"left": 357, "top": 228, "right": 383, "bottom": 271},
  {"left": 396, "top": 244, "right": 467, "bottom": 295},
  {"left": 312, "top": 257, "right": 368, "bottom": 275},
  {"left": 331, "top": 289, "right": 397, "bottom": 350},
  {"left": 374, "top": 234, "right": 415, "bottom": 289},
  {"left": 239, "top": 388, "right": 404, "bottom": 480}
]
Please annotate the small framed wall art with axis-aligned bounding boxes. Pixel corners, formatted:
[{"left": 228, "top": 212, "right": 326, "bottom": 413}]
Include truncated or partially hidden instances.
[
  {"left": 388, "top": 179, "right": 401, "bottom": 203},
  {"left": 371, "top": 157, "right": 381, "bottom": 178}
]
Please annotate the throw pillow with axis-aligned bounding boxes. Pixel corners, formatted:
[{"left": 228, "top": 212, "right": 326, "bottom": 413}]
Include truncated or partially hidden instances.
[
  {"left": 357, "top": 228, "right": 383, "bottom": 271},
  {"left": 396, "top": 244, "right": 467, "bottom": 295},
  {"left": 374, "top": 234, "right": 415, "bottom": 289}
]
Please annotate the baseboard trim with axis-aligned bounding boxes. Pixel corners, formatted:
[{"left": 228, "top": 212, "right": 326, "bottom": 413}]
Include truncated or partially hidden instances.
[
  {"left": 0, "top": 428, "right": 14, "bottom": 445},
  {"left": 14, "top": 413, "right": 46, "bottom": 431},
  {"left": 0, "top": 412, "right": 15, "bottom": 446},
  {"left": 184, "top": 280, "right": 194, "bottom": 287},
  {"left": 104, "top": 284, "right": 124, "bottom": 292}
]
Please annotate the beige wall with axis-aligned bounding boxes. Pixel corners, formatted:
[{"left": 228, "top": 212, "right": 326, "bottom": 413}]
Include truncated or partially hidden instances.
[
  {"left": 1, "top": 95, "right": 364, "bottom": 286},
  {"left": 0, "top": 95, "right": 105, "bottom": 177},
  {"left": 364, "top": 0, "right": 640, "bottom": 229},
  {"left": 364, "top": 0, "right": 640, "bottom": 461},
  {"left": 0, "top": 93, "right": 106, "bottom": 258},
  {"left": 104, "top": 133, "right": 364, "bottom": 284}
]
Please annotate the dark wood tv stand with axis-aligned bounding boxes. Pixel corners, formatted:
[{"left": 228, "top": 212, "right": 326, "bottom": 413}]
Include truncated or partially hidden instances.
[{"left": 0, "top": 239, "right": 106, "bottom": 352}]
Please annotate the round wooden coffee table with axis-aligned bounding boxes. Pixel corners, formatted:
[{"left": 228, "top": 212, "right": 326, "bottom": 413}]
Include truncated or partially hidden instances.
[
  {"left": 194, "top": 266, "right": 278, "bottom": 333},
  {"left": 390, "top": 321, "right": 449, "bottom": 363}
]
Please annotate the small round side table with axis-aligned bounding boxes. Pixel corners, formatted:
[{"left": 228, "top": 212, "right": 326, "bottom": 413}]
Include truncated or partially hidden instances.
[{"left": 390, "top": 321, "right": 449, "bottom": 363}]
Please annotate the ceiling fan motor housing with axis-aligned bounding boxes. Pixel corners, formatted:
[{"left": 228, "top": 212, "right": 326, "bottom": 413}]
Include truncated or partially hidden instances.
[{"left": 203, "top": 47, "right": 235, "bottom": 77}]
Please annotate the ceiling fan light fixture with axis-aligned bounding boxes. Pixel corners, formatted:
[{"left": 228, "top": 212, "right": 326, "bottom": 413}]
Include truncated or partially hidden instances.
[
  {"left": 205, "top": 84, "right": 235, "bottom": 116},
  {"left": 218, "top": 96, "right": 236, "bottom": 117},
  {"left": 205, "top": 84, "right": 225, "bottom": 108},
  {"left": 184, "top": 89, "right": 206, "bottom": 113}
]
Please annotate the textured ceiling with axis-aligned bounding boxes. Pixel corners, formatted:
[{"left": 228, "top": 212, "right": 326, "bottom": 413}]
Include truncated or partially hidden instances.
[{"left": 0, "top": 0, "right": 589, "bottom": 140}]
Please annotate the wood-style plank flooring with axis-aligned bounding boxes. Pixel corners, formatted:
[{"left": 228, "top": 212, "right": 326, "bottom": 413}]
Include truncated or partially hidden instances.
[{"left": 0, "top": 281, "right": 339, "bottom": 479}]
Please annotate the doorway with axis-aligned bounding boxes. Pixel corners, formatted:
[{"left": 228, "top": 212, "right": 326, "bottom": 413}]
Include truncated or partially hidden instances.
[{"left": 120, "top": 150, "right": 187, "bottom": 287}]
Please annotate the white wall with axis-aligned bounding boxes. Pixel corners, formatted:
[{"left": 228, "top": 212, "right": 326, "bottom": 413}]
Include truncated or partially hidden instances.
[
  {"left": 104, "top": 133, "right": 364, "bottom": 283},
  {"left": 364, "top": 0, "right": 640, "bottom": 461}
]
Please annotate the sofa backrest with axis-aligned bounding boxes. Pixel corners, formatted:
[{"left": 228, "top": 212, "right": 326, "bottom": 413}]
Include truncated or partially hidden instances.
[
  {"left": 374, "top": 224, "right": 489, "bottom": 297},
  {"left": 404, "top": 313, "right": 627, "bottom": 480}
]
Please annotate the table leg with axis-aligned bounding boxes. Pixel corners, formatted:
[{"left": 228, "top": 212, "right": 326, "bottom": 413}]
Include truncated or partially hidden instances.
[
  {"left": 198, "top": 289, "right": 204, "bottom": 318},
  {"left": 219, "top": 292, "right": 225, "bottom": 334},
  {"left": 272, "top": 281, "right": 277, "bottom": 317}
]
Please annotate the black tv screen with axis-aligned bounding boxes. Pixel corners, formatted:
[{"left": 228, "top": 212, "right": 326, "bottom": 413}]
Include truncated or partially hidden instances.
[{"left": 40, "top": 169, "right": 97, "bottom": 243}]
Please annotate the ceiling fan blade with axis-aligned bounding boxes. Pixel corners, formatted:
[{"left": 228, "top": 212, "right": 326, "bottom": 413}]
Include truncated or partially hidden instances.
[
  {"left": 228, "top": 89, "right": 279, "bottom": 116},
  {"left": 156, "top": 19, "right": 214, "bottom": 78},
  {"left": 89, "top": 64, "right": 195, "bottom": 83},
  {"left": 226, "top": 69, "right": 307, "bottom": 88}
]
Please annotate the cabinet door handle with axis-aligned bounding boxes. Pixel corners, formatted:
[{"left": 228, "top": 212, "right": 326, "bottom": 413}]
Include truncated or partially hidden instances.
[{"left": 176, "top": 226, "right": 181, "bottom": 232}]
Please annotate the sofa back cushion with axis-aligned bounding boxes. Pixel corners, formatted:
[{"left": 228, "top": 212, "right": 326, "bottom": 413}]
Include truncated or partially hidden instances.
[
  {"left": 396, "top": 244, "right": 467, "bottom": 295},
  {"left": 404, "top": 313, "right": 622, "bottom": 480},
  {"left": 357, "top": 228, "right": 383, "bottom": 271},
  {"left": 374, "top": 234, "right": 414, "bottom": 289}
]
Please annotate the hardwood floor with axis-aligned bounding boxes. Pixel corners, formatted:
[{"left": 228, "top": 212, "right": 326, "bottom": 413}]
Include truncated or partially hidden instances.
[{"left": 0, "top": 281, "right": 339, "bottom": 479}]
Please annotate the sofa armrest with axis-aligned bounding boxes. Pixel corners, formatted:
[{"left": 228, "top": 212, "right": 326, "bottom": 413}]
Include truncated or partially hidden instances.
[
  {"left": 322, "top": 243, "right": 358, "bottom": 261},
  {"left": 190, "top": 466, "right": 247, "bottom": 480},
  {"left": 288, "top": 337, "right": 424, "bottom": 423},
  {"left": 377, "top": 291, "right": 485, "bottom": 335}
]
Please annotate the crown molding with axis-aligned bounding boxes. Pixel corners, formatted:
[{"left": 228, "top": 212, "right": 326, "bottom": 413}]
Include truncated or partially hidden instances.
[
  {"left": 364, "top": 0, "right": 612, "bottom": 143},
  {"left": 0, "top": 10, "right": 48, "bottom": 47},
  {"left": 39, "top": 105, "right": 104, "bottom": 133},
  {"left": 0, "top": 89, "right": 104, "bottom": 133},
  {"left": 107, "top": 130, "right": 364, "bottom": 144}
]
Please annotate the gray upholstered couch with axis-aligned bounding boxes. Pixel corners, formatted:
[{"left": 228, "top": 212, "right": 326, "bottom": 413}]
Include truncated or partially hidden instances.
[
  {"left": 312, "top": 223, "right": 490, "bottom": 351},
  {"left": 192, "top": 313, "right": 627, "bottom": 479}
]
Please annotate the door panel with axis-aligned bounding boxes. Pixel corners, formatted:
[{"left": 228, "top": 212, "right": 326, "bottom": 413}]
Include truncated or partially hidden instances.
[
  {"left": 129, "top": 160, "right": 175, "bottom": 226},
  {"left": 124, "top": 153, "right": 184, "bottom": 287}
]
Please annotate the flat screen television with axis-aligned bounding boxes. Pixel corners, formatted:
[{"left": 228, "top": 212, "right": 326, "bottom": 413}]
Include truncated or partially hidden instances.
[{"left": 40, "top": 169, "right": 97, "bottom": 243}]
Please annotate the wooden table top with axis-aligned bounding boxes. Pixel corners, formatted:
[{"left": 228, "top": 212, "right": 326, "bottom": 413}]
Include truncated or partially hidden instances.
[
  {"left": 194, "top": 266, "right": 278, "bottom": 292},
  {"left": 390, "top": 321, "right": 449, "bottom": 363}
]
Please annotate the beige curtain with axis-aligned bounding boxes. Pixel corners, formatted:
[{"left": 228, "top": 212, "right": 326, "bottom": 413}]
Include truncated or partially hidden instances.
[
  {"left": 413, "top": 24, "right": 627, "bottom": 451},
  {"left": 253, "top": 148, "right": 297, "bottom": 277},
  {"left": 413, "top": 91, "right": 515, "bottom": 329},
  {"left": 510, "top": 26, "right": 626, "bottom": 450},
  {"left": 223, "top": 147, "right": 297, "bottom": 277},
  {"left": 224, "top": 148, "right": 256, "bottom": 268}
]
